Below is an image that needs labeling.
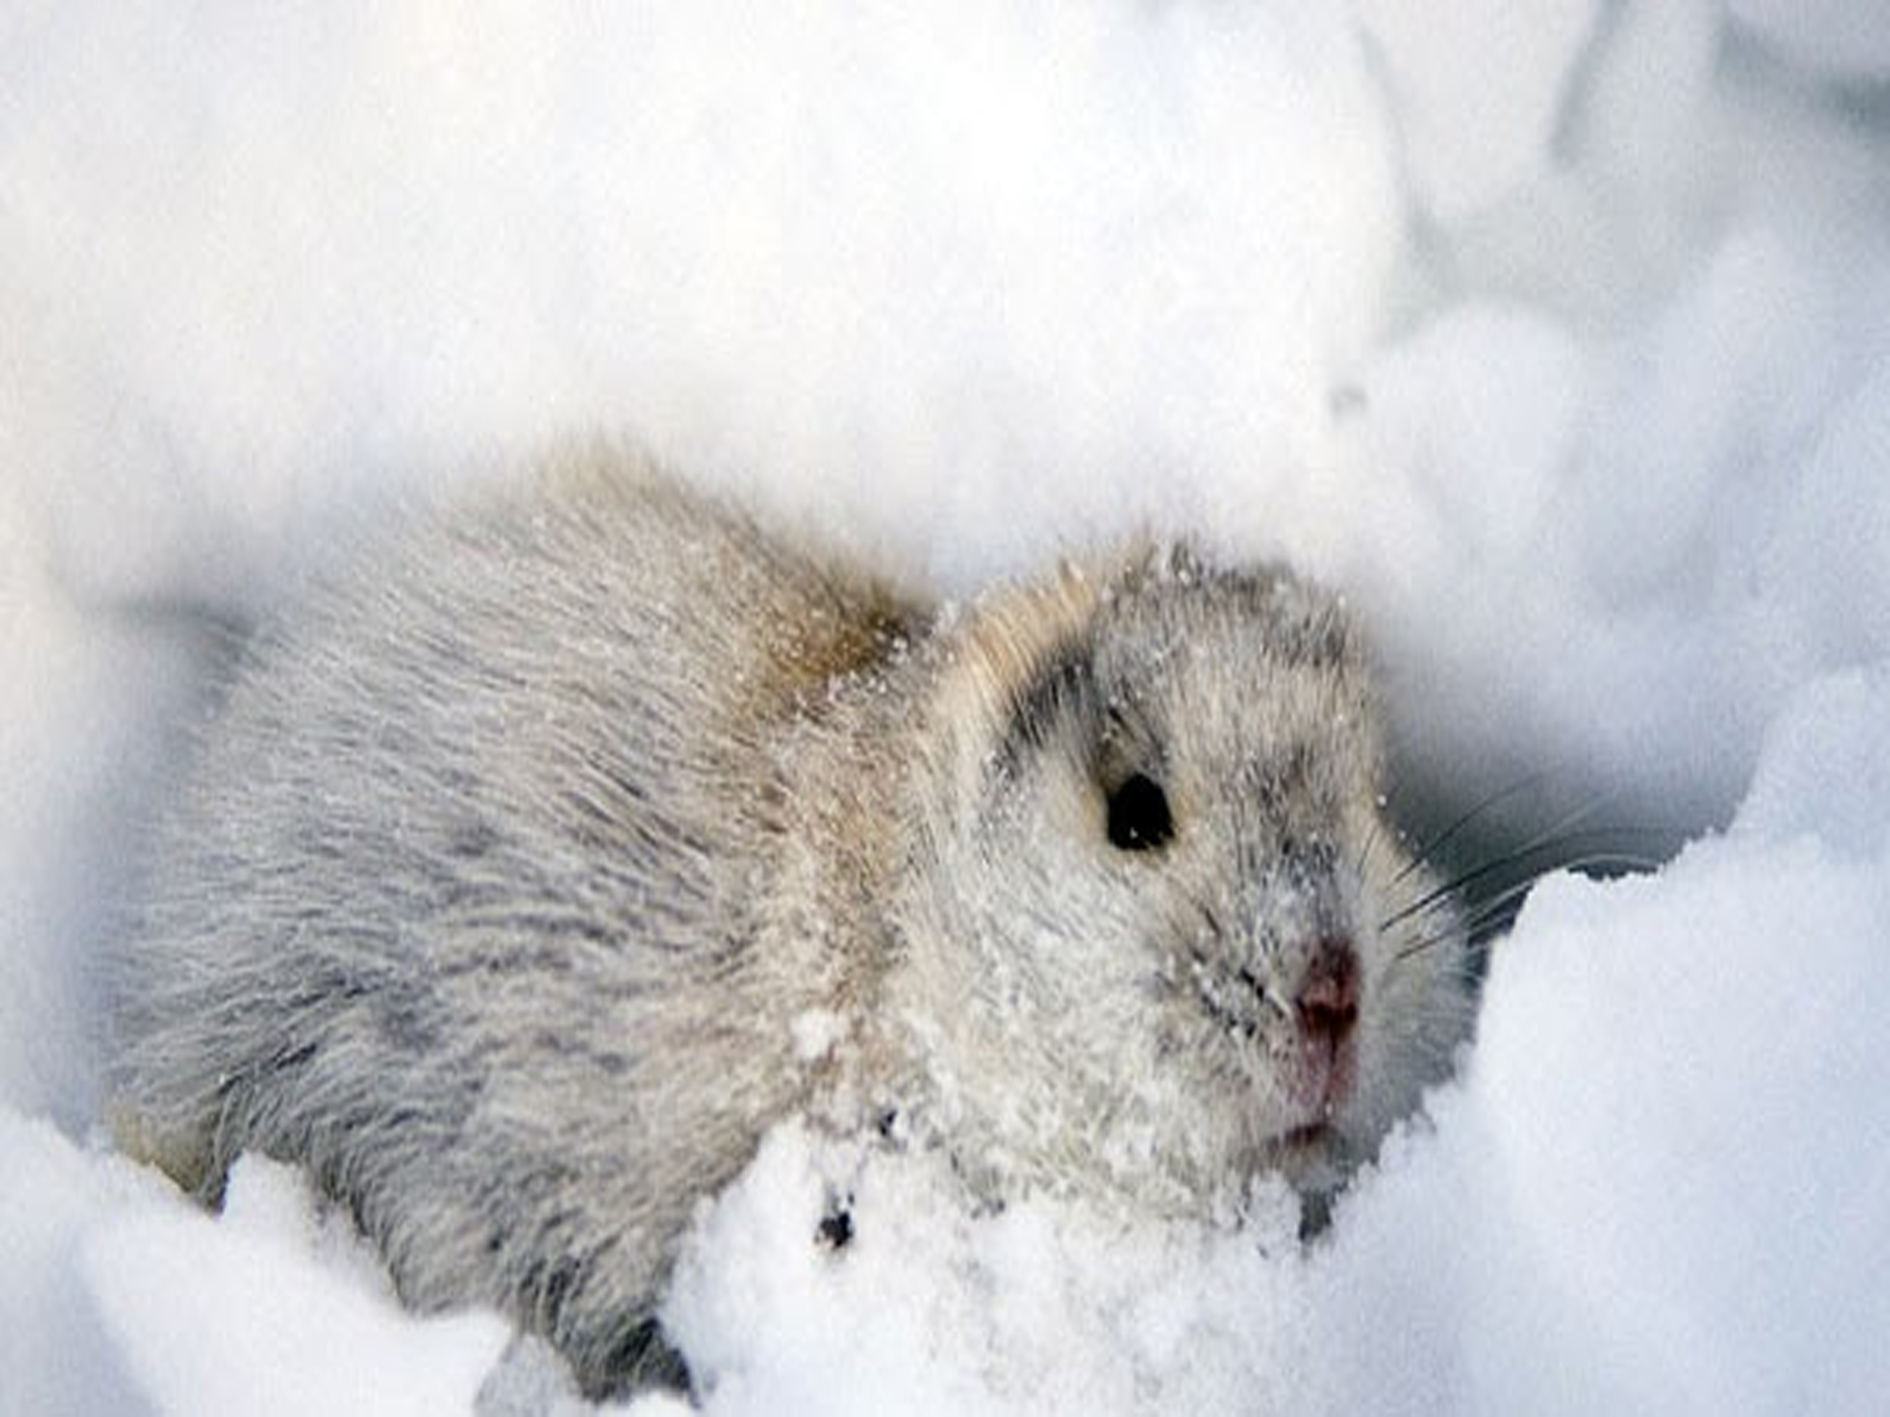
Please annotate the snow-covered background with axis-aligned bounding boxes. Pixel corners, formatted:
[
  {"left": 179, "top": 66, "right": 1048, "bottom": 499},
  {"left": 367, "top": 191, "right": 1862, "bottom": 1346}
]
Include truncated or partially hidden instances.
[{"left": 4, "top": 2, "right": 1889, "bottom": 1413}]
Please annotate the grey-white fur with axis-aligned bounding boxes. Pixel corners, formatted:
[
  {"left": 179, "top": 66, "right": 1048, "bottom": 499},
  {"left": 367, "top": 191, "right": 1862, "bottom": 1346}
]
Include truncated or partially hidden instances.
[{"left": 107, "top": 449, "right": 1472, "bottom": 1397}]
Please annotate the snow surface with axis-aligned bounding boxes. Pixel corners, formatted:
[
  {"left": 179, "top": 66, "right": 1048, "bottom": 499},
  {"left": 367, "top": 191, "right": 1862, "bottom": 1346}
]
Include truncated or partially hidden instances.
[{"left": 3, "top": 2, "right": 1888, "bottom": 1413}]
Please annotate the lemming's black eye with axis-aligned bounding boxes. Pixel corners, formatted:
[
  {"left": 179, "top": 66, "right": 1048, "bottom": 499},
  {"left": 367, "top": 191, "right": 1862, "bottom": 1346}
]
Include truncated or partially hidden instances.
[{"left": 1106, "top": 772, "right": 1174, "bottom": 852}]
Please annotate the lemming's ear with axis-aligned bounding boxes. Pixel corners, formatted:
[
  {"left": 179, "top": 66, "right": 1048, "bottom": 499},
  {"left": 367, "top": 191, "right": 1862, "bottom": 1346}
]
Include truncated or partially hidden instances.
[
  {"left": 946, "top": 560, "right": 1097, "bottom": 731},
  {"left": 1103, "top": 536, "right": 1206, "bottom": 593},
  {"left": 917, "top": 556, "right": 1099, "bottom": 815},
  {"left": 1164, "top": 540, "right": 1208, "bottom": 584}
]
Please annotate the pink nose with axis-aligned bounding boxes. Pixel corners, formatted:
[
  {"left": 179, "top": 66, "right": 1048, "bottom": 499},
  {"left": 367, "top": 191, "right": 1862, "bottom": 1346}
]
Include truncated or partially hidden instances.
[{"left": 1294, "top": 937, "right": 1359, "bottom": 1048}]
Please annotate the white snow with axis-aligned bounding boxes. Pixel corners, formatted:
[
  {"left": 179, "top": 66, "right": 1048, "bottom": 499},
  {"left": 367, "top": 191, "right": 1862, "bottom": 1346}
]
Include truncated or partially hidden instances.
[
  {"left": 0, "top": 1113, "right": 507, "bottom": 1415},
  {"left": 1355, "top": 0, "right": 1599, "bottom": 223},
  {"left": 1729, "top": 0, "right": 1890, "bottom": 79},
  {"left": 3, "top": 2, "right": 1888, "bottom": 1413}
]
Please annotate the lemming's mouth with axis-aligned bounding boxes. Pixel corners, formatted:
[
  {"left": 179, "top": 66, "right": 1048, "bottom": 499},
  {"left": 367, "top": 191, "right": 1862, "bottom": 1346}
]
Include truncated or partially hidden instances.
[{"left": 1278, "top": 1121, "right": 1333, "bottom": 1153}]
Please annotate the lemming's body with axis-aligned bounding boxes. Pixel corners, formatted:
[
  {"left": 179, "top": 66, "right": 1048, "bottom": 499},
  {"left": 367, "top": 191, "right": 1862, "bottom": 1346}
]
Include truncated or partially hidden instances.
[{"left": 109, "top": 450, "right": 1471, "bottom": 1395}]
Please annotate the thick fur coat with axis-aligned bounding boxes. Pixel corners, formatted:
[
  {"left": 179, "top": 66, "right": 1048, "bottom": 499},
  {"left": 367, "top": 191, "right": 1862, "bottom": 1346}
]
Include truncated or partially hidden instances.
[{"left": 108, "top": 451, "right": 1470, "bottom": 1395}]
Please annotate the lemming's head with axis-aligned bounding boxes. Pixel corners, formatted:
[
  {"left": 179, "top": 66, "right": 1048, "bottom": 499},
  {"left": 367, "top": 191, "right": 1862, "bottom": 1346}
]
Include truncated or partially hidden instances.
[{"left": 898, "top": 549, "right": 1471, "bottom": 1213}]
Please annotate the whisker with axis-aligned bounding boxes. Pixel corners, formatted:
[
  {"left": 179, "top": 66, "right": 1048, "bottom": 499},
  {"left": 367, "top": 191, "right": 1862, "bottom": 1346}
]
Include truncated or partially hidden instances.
[
  {"left": 1385, "top": 770, "right": 1557, "bottom": 889},
  {"left": 1465, "top": 840, "right": 1670, "bottom": 916},
  {"left": 1353, "top": 812, "right": 1386, "bottom": 886},
  {"left": 1393, "top": 896, "right": 1525, "bottom": 963},
  {"left": 1379, "top": 807, "right": 1676, "bottom": 933},
  {"left": 1389, "top": 846, "right": 1676, "bottom": 963}
]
